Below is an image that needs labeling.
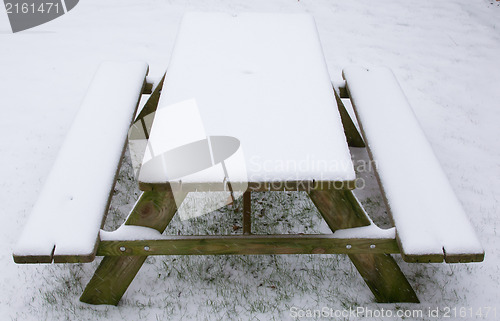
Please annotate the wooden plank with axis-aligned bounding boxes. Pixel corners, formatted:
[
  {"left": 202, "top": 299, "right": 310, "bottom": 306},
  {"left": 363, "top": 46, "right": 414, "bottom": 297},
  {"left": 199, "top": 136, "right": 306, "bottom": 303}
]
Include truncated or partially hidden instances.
[
  {"left": 96, "top": 235, "right": 399, "bottom": 256},
  {"left": 13, "top": 62, "right": 149, "bottom": 264},
  {"left": 80, "top": 188, "right": 186, "bottom": 305},
  {"left": 342, "top": 67, "right": 484, "bottom": 263},
  {"left": 308, "top": 189, "right": 419, "bottom": 303},
  {"left": 444, "top": 253, "right": 485, "bottom": 264}
]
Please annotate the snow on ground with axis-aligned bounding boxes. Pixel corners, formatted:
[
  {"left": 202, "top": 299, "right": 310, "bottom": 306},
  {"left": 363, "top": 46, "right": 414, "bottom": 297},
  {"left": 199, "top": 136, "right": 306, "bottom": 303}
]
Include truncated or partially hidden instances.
[{"left": 1, "top": 0, "right": 499, "bottom": 320}]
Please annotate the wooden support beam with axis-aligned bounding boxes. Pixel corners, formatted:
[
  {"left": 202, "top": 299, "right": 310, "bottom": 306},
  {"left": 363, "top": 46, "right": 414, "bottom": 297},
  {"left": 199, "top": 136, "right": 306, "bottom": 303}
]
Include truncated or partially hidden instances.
[
  {"left": 243, "top": 191, "right": 252, "bottom": 235},
  {"left": 135, "top": 73, "right": 166, "bottom": 123},
  {"left": 97, "top": 235, "right": 399, "bottom": 256},
  {"left": 308, "top": 189, "right": 419, "bottom": 303},
  {"left": 142, "top": 80, "right": 153, "bottom": 94},
  {"left": 332, "top": 80, "right": 350, "bottom": 98},
  {"left": 333, "top": 85, "right": 365, "bottom": 148},
  {"left": 80, "top": 188, "right": 186, "bottom": 305},
  {"left": 141, "top": 76, "right": 161, "bottom": 94}
]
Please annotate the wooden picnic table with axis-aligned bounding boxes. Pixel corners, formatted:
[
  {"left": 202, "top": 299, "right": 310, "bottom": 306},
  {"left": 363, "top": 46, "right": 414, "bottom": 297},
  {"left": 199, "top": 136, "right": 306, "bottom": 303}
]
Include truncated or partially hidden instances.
[
  {"left": 13, "top": 12, "right": 483, "bottom": 306},
  {"left": 80, "top": 13, "right": 418, "bottom": 305}
]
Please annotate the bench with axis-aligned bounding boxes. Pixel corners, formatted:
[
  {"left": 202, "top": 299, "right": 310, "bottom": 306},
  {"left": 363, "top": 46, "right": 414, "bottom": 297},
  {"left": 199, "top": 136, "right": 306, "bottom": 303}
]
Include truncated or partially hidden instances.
[
  {"left": 342, "top": 66, "right": 484, "bottom": 263},
  {"left": 13, "top": 61, "right": 149, "bottom": 263}
]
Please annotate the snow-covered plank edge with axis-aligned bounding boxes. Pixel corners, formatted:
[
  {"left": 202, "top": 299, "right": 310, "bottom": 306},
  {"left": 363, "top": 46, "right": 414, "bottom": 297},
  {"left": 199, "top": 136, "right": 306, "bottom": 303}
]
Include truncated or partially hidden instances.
[
  {"left": 13, "top": 61, "right": 149, "bottom": 264},
  {"left": 343, "top": 66, "right": 484, "bottom": 263},
  {"left": 99, "top": 224, "right": 396, "bottom": 241}
]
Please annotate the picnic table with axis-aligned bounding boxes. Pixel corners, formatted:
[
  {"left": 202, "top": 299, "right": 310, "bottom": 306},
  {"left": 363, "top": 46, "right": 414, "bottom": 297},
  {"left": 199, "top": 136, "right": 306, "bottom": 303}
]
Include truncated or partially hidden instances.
[{"left": 13, "top": 13, "right": 483, "bottom": 305}]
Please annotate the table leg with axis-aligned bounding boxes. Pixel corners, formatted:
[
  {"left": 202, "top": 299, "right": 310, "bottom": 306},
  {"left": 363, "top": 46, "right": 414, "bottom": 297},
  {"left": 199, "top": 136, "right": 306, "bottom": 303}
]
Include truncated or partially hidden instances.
[
  {"left": 80, "top": 188, "right": 185, "bottom": 305},
  {"left": 308, "top": 189, "right": 419, "bottom": 303},
  {"left": 242, "top": 191, "right": 252, "bottom": 235}
]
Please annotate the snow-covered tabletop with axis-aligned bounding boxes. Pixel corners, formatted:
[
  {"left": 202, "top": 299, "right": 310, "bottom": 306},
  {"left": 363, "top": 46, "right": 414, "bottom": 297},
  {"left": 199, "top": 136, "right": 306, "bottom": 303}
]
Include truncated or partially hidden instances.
[{"left": 138, "top": 13, "right": 355, "bottom": 189}]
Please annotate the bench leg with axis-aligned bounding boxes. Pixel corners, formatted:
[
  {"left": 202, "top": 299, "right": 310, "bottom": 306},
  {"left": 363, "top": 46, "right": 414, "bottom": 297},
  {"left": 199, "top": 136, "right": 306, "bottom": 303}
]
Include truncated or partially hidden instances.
[
  {"left": 80, "top": 189, "right": 185, "bottom": 305},
  {"left": 308, "top": 189, "right": 419, "bottom": 303}
]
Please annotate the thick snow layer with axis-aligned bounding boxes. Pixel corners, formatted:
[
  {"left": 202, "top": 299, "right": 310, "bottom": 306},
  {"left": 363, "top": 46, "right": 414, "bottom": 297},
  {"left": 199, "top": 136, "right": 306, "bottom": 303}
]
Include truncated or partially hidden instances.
[
  {"left": 343, "top": 67, "right": 484, "bottom": 259},
  {"left": 100, "top": 224, "right": 395, "bottom": 241},
  {"left": 13, "top": 62, "right": 148, "bottom": 259},
  {"left": 100, "top": 225, "right": 163, "bottom": 241},
  {"left": 153, "top": 12, "right": 355, "bottom": 184}
]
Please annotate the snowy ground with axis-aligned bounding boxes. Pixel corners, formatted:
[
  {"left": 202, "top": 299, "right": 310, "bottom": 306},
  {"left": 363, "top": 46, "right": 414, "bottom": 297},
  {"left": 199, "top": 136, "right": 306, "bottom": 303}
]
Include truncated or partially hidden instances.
[{"left": 1, "top": 0, "right": 499, "bottom": 320}]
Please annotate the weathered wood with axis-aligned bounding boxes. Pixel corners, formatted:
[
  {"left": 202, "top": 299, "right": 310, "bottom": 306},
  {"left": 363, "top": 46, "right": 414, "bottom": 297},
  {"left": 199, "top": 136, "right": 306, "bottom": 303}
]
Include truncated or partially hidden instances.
[
  {"left": 444, "top": 253, "right": 485, "bottom": 264},
  {"left": 97, "top": 235, "right": 399, "bottom": 256},
  {"left": 403, "top": 253, "right": 446, "bottom": 264},
  {"left": 399, "top": 251, "right": 483, "bottom": 263},
  {"left": 309, "top": 189, "right": 371, "bottom": 228},
  {"left": 243, "top": 191, "right": 252, "bottom": 235},
  {"left": 80, "top": 188, "right": 185, "bottom": 305},
  {"left": 308, "top": 189, "right": 419, "bottom": 303},
  {"left": 349, "top": 253, "right": 419, "bottom": 303},
  {"left": 333, "top": 86, "right": 365, "bottom": 147}
]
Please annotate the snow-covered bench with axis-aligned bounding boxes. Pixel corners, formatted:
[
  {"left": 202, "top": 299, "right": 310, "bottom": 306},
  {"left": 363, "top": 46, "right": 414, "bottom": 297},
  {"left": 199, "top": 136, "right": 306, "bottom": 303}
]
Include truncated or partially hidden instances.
[
  {"left": 343, "top": 67, "right": 484, "bottom": 263},
  {"left": 13, "top": 61, "right": 149, "bottom": 263}
]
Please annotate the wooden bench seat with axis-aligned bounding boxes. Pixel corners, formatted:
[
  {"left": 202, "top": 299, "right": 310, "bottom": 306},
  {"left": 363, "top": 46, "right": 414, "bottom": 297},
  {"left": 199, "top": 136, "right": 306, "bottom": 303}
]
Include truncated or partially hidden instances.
[
  {"left": 343, "top": 66, "right": 484, "bottom": 263},
  {"left": 13, "top": 61, "right": 149, "bottom": 263}
]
